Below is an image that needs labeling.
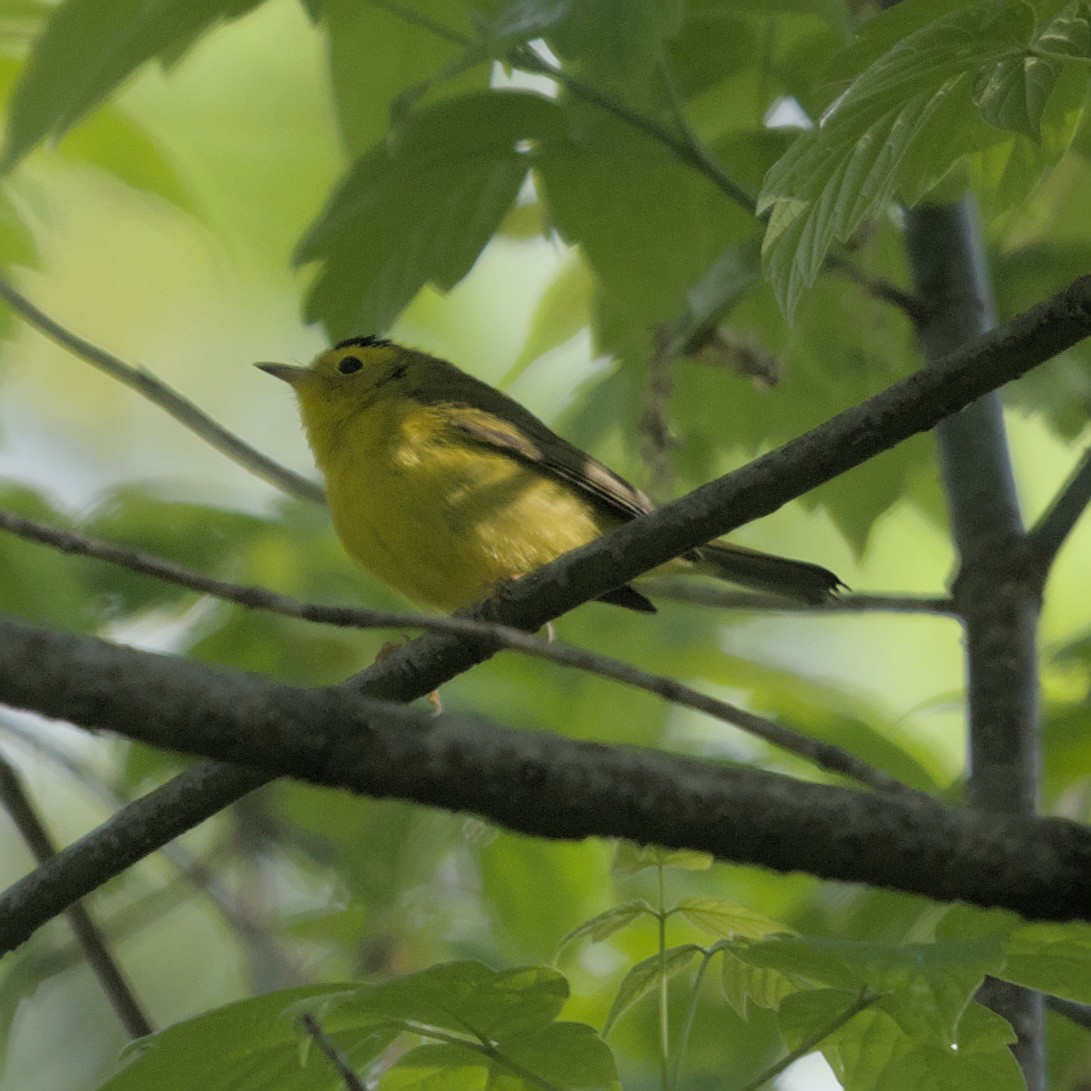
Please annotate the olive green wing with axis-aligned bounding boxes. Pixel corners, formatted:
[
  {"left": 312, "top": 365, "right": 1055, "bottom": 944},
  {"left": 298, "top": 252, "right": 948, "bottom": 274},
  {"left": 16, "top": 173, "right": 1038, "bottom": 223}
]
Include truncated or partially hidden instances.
[
  {"left": 408, "top": 359, "right": 657, "bottom": 612},
  {"left": 411, "top": 358, "right": 655, "bottom": 523}
]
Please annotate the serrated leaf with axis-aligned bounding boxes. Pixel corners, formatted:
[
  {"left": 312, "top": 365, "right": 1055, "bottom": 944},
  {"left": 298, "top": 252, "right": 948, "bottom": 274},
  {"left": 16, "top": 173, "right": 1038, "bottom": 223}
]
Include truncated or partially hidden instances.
[
  {"left": 324, "top": 0, "right": 488, "bottom": 158},
  {"left": 777, "top": 988, "right": 892, "bottom": 1087},
  {"left": 516, "top": 0, "right": 685, "bottom": 87},
  {"left": 611, "top": 842, "right": 713, "bottom": 877},
  {"left": 758, "top": 0, "right": 1063, "bottom": 314},
  {"left": 296, "top": 90, "right": 563, "bottom": 337},
  {"left": 558, "top": 900, "right": 654, "bottom": 950},
  {"left": 602, "top": 945, "right": 702, "bottom": 1036},
  {"left": 384, "top": 1023, "right": 619, "bottom": 1091},
  {"left": 97, "top": 985, "right": 395, "bottom": 1090},
  {"left": 999, "top": 921, "right": 1091, "bottom": 1002},
  {"left": 872, "top": 1003, "right": 1022, "bottom": 1091},
  {"left": 974, "top": 53, "right": 1058, "bottom": 139},
  {"left": 720, "top": 947, "right": 798, "bottom": 1020},
  {"left": 335, "top": 962, "right": 569, "bottom": 1040},
  {"left": 673, "top": 897, "right": 790, "bottom": 941},
  {"left": 3, "top": 0, "right": 265, "bottom": 169}
]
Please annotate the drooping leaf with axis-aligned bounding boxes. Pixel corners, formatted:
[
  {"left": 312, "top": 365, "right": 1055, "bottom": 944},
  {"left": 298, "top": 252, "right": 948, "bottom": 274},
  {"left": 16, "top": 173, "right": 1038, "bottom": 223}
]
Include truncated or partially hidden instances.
[
  {"left": 97, "top": 984, "right": 393, "bottom": 1090},
  {"left": 323, "top": 0, "right": 489, "bottom": 158},
  {"left": 673, "top": 897, "right": 791, "bottom": 941},
  {"left": 559, "top": 900, "right": 655, "bottom": 951},
  {"left": 3, "top": 0, "right": 266, "bottom": 169},
  {"left": 759, "top": 0, "right": 1091, "bottom": 314},
  {"left": 602, "top": 945, "right": 703, "bottom": 1036},
  {"left": 297, "top": 90, "right": 563, "bottom": 338},
  {"left": 611, "top": 841, "right": 713, "bottom": 877}
]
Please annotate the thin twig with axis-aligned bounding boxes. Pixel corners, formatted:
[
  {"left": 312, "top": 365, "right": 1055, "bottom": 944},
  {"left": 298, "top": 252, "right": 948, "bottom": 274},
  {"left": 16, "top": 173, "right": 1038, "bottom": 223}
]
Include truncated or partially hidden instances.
[
  {"left": 0, "top": 275, "right": 324, "bottom": 506},
  {"left": 1047, "top": 995, "right": 1091, "bottom": 1031},
  {"left": 0, "top": 755, "right": 155, "bottom": 1038},
  {"left": 0, "top": 508, "right": 914, "bottom": 796},
  {"left": 826, "top": 254, "right": 930, "bottom": 325},
  {"left": 511, "top": 42, "right": 757, "bottom": 213},
  {"left": 648, "top": 579, "right": 958, "bottom": 616},
  {"left": 300, "top": 1014, "right": 366, "bottom": 1091},
  {"left": 1028, "top": 446, "right": 1091, "bottom": 568},
  {"left": 739, "top": 989, "right": 878, "bottom": 1091}
]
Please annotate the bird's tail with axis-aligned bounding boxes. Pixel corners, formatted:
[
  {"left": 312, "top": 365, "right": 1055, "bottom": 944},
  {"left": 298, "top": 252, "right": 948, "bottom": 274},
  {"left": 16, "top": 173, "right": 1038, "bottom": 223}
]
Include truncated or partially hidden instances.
[{"left": 695, "top": 541, "right": 843, "bottom": 604}]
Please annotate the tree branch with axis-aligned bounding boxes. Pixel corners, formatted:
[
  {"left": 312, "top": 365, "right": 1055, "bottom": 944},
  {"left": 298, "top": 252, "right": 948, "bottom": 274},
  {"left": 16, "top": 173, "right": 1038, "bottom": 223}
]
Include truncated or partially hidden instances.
[
  {"left": 648, "top": 580, "right": 958, "bottom": 615},
  {"left": 0, "top": 755, "right": 154, "bottom": 1036},
  {"left": 905, "top": 198, "right": 1043, "bottom": 1086},
  {"left": 1028, "top": 445, "right": 1091, "bottom": 568},
  {"left": 0, "top": 507, "right": 912, "bottom": 795},
  {"left": 0, "top": 274, "right": 323, "bottom": 506},
  {"left": 1, "top": 274, "right": 1089, "bottom": 951},
  {"left": 1, "top": 611, "right": 1091, "bottom": 958}
]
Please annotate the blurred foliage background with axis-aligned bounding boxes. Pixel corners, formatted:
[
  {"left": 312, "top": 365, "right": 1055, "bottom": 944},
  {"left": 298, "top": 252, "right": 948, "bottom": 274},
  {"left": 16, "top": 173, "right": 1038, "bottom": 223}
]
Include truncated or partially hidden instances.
[{"left": 0, "top": 0, "right": 1090, "bottom": 1088}]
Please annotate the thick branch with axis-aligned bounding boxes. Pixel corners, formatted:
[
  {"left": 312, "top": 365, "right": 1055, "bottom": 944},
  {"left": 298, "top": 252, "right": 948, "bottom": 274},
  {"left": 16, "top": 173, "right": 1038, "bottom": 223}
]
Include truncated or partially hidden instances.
[
  {"left": 0, "top": 611, "right": 1090, "bottom": 959},
  {"left": 0, "top": 508, "right": 910, "bottom": 794},
  {"left": 905, "top": 198, "right": 1043, "bottom": 1085}
]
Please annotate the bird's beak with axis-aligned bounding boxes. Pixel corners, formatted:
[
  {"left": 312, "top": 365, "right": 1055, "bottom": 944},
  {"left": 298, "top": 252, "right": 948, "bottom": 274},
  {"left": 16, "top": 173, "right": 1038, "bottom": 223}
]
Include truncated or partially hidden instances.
[{"left": 255, "top": 362, "right": 309, "bottom": 385}]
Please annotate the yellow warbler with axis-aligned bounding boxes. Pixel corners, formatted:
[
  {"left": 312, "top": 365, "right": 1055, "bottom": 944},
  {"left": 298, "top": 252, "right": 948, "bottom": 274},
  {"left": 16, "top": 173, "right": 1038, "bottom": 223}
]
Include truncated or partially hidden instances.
[{"left": 258, "top": 338, "right": 841, "bottom": 612}]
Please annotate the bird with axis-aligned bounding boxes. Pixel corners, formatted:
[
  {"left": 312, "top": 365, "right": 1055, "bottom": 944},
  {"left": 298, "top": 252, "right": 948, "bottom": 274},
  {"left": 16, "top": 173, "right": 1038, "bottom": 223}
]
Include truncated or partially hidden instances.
[{"left": 257, "top": 337, "right": 842, "bottom": 613}]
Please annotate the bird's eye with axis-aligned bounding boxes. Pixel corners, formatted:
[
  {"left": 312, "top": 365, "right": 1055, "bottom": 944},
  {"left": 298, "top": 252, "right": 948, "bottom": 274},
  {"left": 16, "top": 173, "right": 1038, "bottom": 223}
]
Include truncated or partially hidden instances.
[{"left": 338, "top": 355, "right": 363, "bottom": 375}]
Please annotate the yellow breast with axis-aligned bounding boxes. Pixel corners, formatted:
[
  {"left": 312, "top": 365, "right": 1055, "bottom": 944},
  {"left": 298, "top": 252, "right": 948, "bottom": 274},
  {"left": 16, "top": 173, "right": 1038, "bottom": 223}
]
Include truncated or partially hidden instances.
[{"left": 312, "top": 393, "right": 614, "bottom": 611}]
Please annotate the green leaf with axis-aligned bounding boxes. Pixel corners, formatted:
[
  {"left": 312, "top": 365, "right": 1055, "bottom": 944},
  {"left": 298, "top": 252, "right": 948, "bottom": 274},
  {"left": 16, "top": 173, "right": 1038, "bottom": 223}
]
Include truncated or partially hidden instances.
[
  {"left": 536, "top": 102, "right": 752, "bottom": 349},
  {"left": 973, "top": 52, "right": 1059, "bottom": 139},
  {"left": 53, "top": 103, "right": 196, "bottom": 211},
  {"left": 999, "top": 921, "right": 1091, "bottom": 1002},
  {"left": 559, "top": 900, "right": 655, "bottom": 950},
  {"left": 0, "top": 485, "right": 100, "bottom": 632},
  {"left": 384, "top": 1024, "right": 619, "bottom": 1091},
  {"left": 728, "top": 935, "right": 863, "bottom": 993},
  {"left": 611, "top": 842, "right": 712, "bottom": 877},
  {"left": 673, "top": 898, "right": 790, "bottom": 941},
  {"left": 97, "top": 985, "right": 395, "bottom": 1090},
  {"left": 0, "top": 182, "right": 36, "bottom": 275},
  {"left": 777, "top": 989, "right": 898, "bottom": 1089},
  {"left": 492, "top": 1022, "right": 619, "bottom": 1090},
  {"left": 757, "top": 0, "right": 1073, "bottom": 314},
  {"left": 380, "top": 1044, "right": 488, "bottom": 1090},
  {"left": 547, "top": 0, "right": 685, "bottom": 87},
  {"left": 0, "top": 53, "right": 194, "bottom": 211},
  {"left": 720, "top": 947, "right": 799, "bottom": 1020},
  {"left": 297, "top": 90, "right": 563, "bottom": 337},
  {"left": 333, "top": 961, "right": 569, "bottom": 1040},
  {"left": 602, "top": 945, "right": 703, "bottom": 1036},
  {"left": 323, "top": 0, "right": 489, "bottom": 158},
  {"left": 732, "top": 935, "right": 1004, "bottom": 1045},
  {"left": 3, "top": 0, "right": 265, "bottom": 169},
  {"left": 82, "top": 488, "right": 271, "bottom": 615},
  {"left": 873, "top": 1003, "right": 1022, "bottom": 1091},
  {"left": 503, "top": 252, "right": 594, "bottom": 383}
]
